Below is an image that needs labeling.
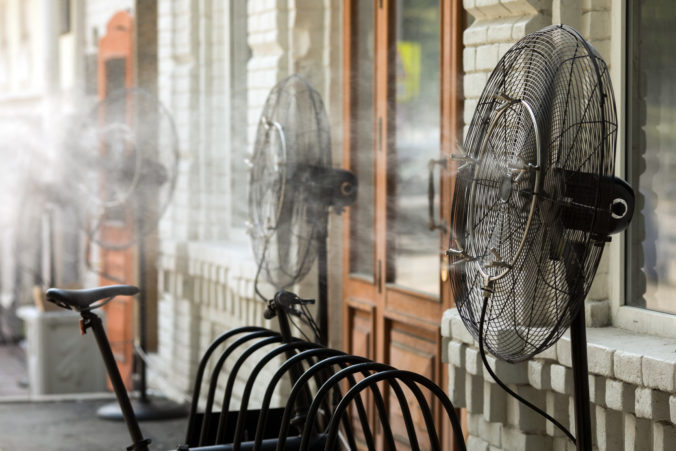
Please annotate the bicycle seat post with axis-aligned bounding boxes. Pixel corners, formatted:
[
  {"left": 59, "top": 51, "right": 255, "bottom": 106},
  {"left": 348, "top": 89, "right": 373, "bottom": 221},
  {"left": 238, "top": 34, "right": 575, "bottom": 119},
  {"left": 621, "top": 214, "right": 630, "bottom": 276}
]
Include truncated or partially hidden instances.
[{"left": 80, "top": 309, "right": 151, "bottom": 451}]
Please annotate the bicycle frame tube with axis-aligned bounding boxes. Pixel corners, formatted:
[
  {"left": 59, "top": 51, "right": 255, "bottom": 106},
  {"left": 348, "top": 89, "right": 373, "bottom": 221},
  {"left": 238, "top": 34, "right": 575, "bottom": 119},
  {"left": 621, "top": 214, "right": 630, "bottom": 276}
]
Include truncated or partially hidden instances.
[{"left": 81, "top": 310, "right": 151, "bottom": 451}]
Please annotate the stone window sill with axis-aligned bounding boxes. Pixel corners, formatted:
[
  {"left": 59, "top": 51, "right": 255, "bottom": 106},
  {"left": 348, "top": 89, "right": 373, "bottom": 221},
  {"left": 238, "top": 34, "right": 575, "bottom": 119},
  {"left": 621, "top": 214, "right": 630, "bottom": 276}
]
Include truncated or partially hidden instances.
[
  {"left": 442, "top": 307, "right": 676, "bottom": 419},
  {"left": 158, "top": 238, "right": 265, "bottom": 299}
]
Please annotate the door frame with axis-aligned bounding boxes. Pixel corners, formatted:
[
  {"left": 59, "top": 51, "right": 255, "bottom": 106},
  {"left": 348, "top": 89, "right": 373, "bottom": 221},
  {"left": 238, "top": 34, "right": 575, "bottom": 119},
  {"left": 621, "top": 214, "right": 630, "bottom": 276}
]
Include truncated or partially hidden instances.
[
  {"left": 342, "top": 0, "right": 464, "bottom": 447},
  {"left": 97, "top": 11, "right": 136, "bottom": 388}
]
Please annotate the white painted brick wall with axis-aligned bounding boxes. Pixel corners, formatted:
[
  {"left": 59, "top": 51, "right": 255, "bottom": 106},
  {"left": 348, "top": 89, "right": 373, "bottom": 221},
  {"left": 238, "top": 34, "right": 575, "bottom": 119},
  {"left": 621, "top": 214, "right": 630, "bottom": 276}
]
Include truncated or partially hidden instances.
[
  {"left": 467, "top": 373, "right": 485, "bottom": 412},
  {"left": 484, "top": 355, "right": 529, "bottom": 384},
  {"left": 595, "top": 406, "right": 623, "bottom": 451},
  {"left": 615, "top": 350, "right": 643, "bottom": 386},
  {"left": 443, "top": 2, "right": 676, "bottom": 449},
  {"left": 443, "top": 308, "right": 676, "bottom": 450},
  {"left": 606, "top": 379, "right": 635, "bottom": 413},
  {"left": 501, "top": 425, "right": 552, "bottom": 451},
  {"left": 652, "top": 421, "right": 676, "bottom": 451},
  {"left": 154, "top": 0, "right": 341, "bottom": 406},
  {"left": 466, "top": 346, "right": 484, "bottom": 376},
  {"left": 484, "top": 380, "right": 507, "bottom": 423},
  {"left": 545, "top": 391, "right": 569, "bottom": 437},
  {"left": 506, "top": 385, "right": 546, "bottom": 434},
  {"left": 635, "top": 387, "right": 670, "bottom": 421},
  {"left": 450, "top": 339, "right": 467, "bottom": 365},
  {"left": 624, "top": 413, "right": 653, "bottom": 451},
  {"left": 550, "top": 363, "right": 573, "bottom": 395},
  {"left": 587, "top": 341, "right": 614, "bottom": 377},
  {"left": 528, "top": 360, "right": 551, "bottom": 390},
  {"left": 643, "top": 355, "right": 676, "bottom": 392},
  {"left": 449, "top": 363, "right": 467, "bottom": 406},
  {"left": 555, "top": 335, "right": 572, "bottom": 368},
  {"left": 589, "top": 374, "right": 606, "bottom": 406}
]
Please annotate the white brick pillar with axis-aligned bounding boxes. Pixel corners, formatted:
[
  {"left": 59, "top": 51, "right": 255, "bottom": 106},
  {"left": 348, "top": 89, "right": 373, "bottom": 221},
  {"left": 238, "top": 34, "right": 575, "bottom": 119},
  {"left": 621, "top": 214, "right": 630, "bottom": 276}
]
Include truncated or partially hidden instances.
[
  {"left": 246, "top": 0, "right": 337, "bottom": 153},
  {"left": 245, "top": 0, "right": 343, "bottom": 345},
  {"left": 462, "top": 0, "right": 551, "bottom": 138}
]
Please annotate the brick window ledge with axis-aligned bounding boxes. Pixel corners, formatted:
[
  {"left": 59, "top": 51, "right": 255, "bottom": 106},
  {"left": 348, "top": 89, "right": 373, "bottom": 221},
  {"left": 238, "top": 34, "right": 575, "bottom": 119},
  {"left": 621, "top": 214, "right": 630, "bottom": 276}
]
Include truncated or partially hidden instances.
[
  {"left": 441, "top": 308, "right": 676, "bottom": 450},
  {"left": 159, "top": 238, "right": 271, "bottom": 301}
]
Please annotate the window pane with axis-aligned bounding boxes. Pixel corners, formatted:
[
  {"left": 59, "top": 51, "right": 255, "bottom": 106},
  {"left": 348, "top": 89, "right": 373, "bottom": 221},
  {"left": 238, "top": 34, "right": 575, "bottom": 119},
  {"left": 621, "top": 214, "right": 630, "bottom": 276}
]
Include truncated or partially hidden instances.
[
  {"left": 388, "top": 0, "right": 440, "bottom": 296},
  {"left": 627, "top": 0, "right": 676, "bottom": 314},
  {"left": 348, "top": 0, "right": 375, "bottom": 279}
]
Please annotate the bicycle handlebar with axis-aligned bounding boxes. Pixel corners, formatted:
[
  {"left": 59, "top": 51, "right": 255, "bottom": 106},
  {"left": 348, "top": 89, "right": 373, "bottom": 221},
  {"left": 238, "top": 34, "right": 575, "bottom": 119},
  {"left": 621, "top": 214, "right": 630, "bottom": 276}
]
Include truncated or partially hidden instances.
[{"left": 264, "top": 290, "right": 314, "bottom": 319}]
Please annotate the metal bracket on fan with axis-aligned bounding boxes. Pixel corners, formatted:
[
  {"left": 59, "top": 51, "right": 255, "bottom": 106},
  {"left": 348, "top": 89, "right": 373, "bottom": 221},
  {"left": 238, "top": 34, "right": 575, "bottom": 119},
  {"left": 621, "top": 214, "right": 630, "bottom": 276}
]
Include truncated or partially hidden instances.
[
  {"left": 444, "top": 240, "right": 477, "bottom": 265},
  {"left": 245, "top": 217, "right": 276, "bottom": 241},
  {"left": 485, "top": 247, "right": 511, "bottom": 270},
  {"left": 480, "top": 276, "right": 495, "bottom": 298},
  {"left": 448, "top": 140, "right": 478, "bottom": 172},
  {"left": 493, "top": 93, "right": 520, "bottom": 111},
  {"left": 507, "top": 157, "right": 538, "bottom": 183}
]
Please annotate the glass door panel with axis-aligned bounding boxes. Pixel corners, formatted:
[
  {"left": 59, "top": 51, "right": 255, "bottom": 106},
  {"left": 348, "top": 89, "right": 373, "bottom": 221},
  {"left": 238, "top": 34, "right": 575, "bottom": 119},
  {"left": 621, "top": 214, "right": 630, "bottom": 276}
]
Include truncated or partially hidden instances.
[
  {"left": 388, "top": 0, "right": 440, "bottom": 296},
  {"left": 348, "top": 0, "right": 376, "bottom": 280}
]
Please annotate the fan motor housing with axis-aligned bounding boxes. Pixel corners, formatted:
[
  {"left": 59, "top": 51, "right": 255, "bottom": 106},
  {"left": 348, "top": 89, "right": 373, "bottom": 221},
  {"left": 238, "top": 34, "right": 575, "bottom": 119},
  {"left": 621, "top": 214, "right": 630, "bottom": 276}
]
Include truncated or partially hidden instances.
[
  {"left": 324, "top": 168, "right": 358, "bottom": 210},
  {"left": 290, "top": 165, "right": 358, "bottom": 212},
  {"left": 557, "top": 170, "right": 635, "bottom": 240}
]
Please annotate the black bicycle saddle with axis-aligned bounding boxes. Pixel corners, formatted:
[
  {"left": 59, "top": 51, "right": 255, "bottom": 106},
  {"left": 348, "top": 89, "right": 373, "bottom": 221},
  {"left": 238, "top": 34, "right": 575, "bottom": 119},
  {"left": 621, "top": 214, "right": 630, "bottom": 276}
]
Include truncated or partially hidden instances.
[{"left": 46, "top": 285, "right": 140, "bottom": 312}]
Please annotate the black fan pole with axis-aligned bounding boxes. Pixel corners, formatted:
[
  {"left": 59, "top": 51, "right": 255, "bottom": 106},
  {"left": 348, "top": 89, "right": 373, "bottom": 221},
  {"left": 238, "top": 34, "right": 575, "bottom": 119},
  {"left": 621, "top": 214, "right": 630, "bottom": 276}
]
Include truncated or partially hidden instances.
[
  {"left": 98, "top": 213, "right": 186, "bottom": 421},
  {"left": 137, "top": 231, "right": 149, "bottom": 403},
  {"left": 317, "top": 229, "right": 328, "bottom": 346},
  {"left": 570, "top": 306, "right": 592, "bottom": 451}
]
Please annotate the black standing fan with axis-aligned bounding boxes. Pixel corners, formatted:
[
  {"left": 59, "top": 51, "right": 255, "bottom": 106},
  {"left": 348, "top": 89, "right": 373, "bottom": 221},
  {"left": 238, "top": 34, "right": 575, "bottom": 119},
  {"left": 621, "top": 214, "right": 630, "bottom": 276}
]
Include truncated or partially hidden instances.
[
  {"left": 72, "top": 87, "right": 184, "bottom": 421},
  {"left": 75, "top": 88, "right": 178, "bottom": 250},
  {"left": 447, "top": 25, "right": 634, "bottom": 450},
  {"left": 248, "top": 74, "right": 357, "bottom": 345}
]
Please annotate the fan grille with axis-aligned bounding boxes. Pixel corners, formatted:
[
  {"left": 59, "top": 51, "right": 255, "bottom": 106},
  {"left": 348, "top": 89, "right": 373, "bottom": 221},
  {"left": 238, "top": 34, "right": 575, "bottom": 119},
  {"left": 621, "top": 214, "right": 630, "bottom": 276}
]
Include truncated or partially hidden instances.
[
  {"left": 450, "top": 25, "right": 617, "bottom": 362},
  {"left": 69, "top": 88, "right": 179, "bottom": 250},
  {"left": 249, "top": 75, "right": 331, "bottom": 289}
]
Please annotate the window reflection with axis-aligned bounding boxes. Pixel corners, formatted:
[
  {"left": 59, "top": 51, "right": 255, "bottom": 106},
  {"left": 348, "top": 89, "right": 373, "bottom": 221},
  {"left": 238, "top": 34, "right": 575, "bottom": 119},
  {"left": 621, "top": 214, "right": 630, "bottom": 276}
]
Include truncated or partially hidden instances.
[
  {"left": 388, "top": 0, "right": 440, "bottom": 296},
  {"left": 627, "top": 0, "right": 676, "bottom": 314},
  {"left": 348, "top": 0, "right": 375, "bottom": 280}
]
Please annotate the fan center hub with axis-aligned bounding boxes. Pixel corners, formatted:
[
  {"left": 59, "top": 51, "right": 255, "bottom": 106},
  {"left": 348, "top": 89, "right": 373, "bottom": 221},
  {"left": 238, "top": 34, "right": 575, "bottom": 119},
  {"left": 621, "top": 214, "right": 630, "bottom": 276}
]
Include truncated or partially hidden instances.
[{"left": 499, "top": 174, "right": 514, "bottom": 202}]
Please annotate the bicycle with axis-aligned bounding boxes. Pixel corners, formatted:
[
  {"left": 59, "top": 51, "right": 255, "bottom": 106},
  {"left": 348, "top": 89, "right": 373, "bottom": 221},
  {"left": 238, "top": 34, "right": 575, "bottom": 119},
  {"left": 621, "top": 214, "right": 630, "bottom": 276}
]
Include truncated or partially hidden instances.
[
  {"left": 45, "top": 285, "right": 466, "bottom": 450},
  {"left": 45, "top": 286, "right": 333, "bottom": 450}
]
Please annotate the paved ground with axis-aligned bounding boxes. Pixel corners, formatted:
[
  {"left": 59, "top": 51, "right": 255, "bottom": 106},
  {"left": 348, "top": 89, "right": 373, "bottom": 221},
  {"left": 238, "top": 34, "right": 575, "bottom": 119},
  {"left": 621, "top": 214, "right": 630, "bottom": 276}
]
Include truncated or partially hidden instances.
[
  {"left": 0, "top": 343, "right": 28, "bottom": 398},
  {"left": 0, "top": 344, "right": 187, "bottom": 450},
  {"left": 0, "top": 398, "right": 187, "bottom": 451}
]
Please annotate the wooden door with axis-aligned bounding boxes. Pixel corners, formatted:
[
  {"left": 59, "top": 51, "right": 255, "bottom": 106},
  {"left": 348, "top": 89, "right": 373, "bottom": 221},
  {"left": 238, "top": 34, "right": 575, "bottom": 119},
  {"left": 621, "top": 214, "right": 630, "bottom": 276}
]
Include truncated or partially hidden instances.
[
  {"left": 97, "top": 11, "right": 136, "bottom": 389},
  {"left": 342, "top": 0, "right": 463, "bottom": 448}
]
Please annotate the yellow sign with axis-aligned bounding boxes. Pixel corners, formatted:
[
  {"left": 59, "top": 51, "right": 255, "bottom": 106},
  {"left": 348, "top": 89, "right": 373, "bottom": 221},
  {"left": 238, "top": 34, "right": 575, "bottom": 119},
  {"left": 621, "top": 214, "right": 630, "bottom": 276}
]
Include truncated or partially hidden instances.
[{"left": 396, "top": 41, "right": 421, "bottom": 103}]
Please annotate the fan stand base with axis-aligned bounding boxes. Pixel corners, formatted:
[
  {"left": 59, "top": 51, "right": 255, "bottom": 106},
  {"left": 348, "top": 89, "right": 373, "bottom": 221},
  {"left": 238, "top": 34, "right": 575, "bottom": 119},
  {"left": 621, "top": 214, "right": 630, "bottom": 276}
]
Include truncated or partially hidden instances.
[{"left": 97, "top": 396, "right": 187, "bottom": 422}]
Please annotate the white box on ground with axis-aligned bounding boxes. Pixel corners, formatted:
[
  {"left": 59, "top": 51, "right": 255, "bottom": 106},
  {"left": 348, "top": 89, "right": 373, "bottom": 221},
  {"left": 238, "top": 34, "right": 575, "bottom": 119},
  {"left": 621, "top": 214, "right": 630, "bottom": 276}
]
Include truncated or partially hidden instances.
[{"left": 17, "top": 306, "right": 107, "bottom": 395}]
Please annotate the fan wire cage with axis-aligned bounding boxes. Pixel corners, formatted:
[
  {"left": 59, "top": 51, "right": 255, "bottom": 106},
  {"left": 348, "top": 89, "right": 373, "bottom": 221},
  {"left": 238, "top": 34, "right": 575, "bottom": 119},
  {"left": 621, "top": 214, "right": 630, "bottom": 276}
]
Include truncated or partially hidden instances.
[
  {"left": 249, "top": 75, "right": 332, "bottom": 290},
  {"left": 449, "top": 24, "right": 617, "bottom": 363}
]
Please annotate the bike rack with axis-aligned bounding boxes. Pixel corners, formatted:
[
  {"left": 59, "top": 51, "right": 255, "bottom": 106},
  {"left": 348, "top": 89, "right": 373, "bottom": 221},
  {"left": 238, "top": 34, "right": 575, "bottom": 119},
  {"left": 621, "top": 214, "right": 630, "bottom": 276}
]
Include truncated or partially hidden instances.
[
  {"left": 45, "top": 286, "right": 466, "bottom": 451},
  {"left": 324, "top": 370, "right": 467, "bottom": 451},
  {"left": 180, "top": 327, "right": 467, "bottom": 451},
  {"left": 185, "top": 327, "right": 272, "bottom": 445}
]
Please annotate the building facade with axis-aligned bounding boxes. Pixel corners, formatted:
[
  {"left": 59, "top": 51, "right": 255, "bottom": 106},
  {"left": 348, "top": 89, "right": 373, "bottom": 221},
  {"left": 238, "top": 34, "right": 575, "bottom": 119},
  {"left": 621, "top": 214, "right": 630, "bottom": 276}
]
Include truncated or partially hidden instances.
[
  {"left": 1, "top": 0, "right": 675, "bottom": 449},
  {"left": 153, "top": 0, "right": 343, "bottom": 405},
  {"left": 442, "top": 1, "right": 676, "bottom": 450},
  {"left": 150, "top": 1, "right": 676, "bottom": 448}
]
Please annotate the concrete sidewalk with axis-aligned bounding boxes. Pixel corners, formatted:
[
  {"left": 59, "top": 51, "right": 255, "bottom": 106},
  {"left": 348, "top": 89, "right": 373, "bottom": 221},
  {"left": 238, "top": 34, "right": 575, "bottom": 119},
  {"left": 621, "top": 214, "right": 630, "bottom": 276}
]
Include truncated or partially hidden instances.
[
  {"left": 0, "top": 343, "right": 28, "bottom": 398},
  {"left": 0, "top": 398, "right": 186, "bottom": 450},
  {"left": 0, "top": 344, "right": 186, "bottom": 450}
]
